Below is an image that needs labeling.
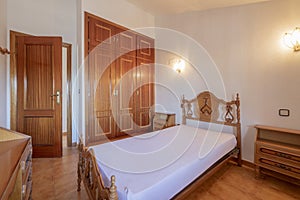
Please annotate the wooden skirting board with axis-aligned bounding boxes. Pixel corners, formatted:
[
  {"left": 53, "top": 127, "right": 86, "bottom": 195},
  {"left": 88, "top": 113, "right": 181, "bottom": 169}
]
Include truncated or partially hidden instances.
[{"left": 231, "top": 158, "right": 256, "bottom": 169}]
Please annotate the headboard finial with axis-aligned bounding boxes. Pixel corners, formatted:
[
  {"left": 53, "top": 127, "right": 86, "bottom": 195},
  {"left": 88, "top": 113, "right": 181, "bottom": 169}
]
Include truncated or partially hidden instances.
[
  {"left": 181, "top": 95, "right": 187, "bottom": 124},
  {"left": 236, "top": 93, "right": 240, "bottom": 124},
  {"left": 235, "top": 93, "right": 240, "bottom": 106}
]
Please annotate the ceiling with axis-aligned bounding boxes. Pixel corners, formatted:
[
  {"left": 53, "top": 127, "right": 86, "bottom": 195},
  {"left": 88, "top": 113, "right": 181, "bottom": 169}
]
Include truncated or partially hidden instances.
[{"left": 126, "top": 0, "right": 273, "bottom": 15}]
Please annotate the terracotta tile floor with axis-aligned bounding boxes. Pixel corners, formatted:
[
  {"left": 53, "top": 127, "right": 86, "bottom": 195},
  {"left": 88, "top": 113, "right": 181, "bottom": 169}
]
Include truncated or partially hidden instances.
[
  {"left": 32, "top": 137, "right": 88, "bottom": 200},
  {"left": 31, "top": 137, "right": 300, "bottom": 200}
]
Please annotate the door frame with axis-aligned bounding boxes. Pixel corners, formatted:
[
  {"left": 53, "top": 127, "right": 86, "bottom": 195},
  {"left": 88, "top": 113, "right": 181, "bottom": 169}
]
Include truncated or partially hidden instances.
[
  {"left": 10, "top": 30, "right": 73, "bottom": 147},
  {"left": 62, "top": 43, "right": 73, "bottom": 147}
]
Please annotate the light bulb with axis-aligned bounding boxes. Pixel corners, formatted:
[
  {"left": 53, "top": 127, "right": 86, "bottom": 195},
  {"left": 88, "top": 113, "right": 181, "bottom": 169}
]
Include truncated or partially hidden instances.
[
  {"left": 283, "top": 33, "right": 294, "bottom": 48},
  {"left": 292, "top": 27, "right": 300, "bottom": 44}
]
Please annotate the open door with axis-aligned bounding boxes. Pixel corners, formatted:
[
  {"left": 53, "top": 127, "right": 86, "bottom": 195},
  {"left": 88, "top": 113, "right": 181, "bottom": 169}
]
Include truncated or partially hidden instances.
[{"left": 16, "top": 36, "right": 62, "bottom": 158}]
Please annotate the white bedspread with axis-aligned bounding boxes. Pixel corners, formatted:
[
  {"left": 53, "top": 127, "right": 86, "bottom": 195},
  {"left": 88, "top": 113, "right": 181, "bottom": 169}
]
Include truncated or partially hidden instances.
[{"left": 90, "top": 125, "right": 236, "bottom": 200}]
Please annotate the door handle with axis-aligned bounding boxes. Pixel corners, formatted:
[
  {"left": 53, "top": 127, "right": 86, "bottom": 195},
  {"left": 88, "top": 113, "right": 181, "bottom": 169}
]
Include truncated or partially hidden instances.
[{"left": 51, "top": 90, "right": 60, "bottom": 104}]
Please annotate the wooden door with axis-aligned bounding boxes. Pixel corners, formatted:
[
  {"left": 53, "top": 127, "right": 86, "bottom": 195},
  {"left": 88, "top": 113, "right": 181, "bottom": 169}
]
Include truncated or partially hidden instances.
[{"left": 16, "top": 36, "right": 62, "bottom": 158}]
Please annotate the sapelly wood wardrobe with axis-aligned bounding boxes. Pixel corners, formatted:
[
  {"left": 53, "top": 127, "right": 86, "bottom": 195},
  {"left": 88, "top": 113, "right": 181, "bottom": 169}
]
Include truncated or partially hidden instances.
[{"left": 85, "top": 12, "right": 155, "bottom": 144}]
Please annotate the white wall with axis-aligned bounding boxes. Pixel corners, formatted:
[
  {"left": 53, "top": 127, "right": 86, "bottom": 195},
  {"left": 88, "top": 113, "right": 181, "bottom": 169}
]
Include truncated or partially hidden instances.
[
  {"left": 155, "top": 0, "right": 300, "bottom": 162},
  {"left": 7, "top": 0, "right": 77, "bottom": 43},
  {"left": 76, "top": 0, "right": 155, "bottom": 144},
  {"left": 0, "top": 0, "right": 7, "bottom": 127}
]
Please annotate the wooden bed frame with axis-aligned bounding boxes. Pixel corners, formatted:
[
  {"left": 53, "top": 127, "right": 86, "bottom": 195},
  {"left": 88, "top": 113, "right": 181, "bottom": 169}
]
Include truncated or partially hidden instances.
[{"left": 77, "top": 91, "right": 241, "bottom": 200}]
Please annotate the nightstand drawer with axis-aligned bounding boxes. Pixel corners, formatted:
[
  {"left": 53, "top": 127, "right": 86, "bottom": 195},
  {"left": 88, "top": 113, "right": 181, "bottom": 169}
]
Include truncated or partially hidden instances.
[
  {"left": 257, "top": 157, "right": 300, "bottom": 179},
  {"left": 259, "top": 148, "right": 300, "bottom": 163},
  {"left": 256, "top": 141, "right": 300, "bottom": 165}
]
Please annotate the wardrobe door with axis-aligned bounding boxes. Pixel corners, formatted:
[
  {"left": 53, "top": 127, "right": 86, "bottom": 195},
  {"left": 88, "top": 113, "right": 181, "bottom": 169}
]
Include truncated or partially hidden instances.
[
  {"left": 87, "top": 15, "right": 118, "bottom": 142},
  {"left": 114, "top": 29, "right": 137, "bottom": 136},
  {"left": 134, "top": 58, "right": 155, "bottom": 132}
]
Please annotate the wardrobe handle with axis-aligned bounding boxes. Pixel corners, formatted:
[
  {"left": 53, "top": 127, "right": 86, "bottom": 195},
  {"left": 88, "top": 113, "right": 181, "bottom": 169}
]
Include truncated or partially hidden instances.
[{"left": 113, "top": 89, "right": 118, "bottom": 96}]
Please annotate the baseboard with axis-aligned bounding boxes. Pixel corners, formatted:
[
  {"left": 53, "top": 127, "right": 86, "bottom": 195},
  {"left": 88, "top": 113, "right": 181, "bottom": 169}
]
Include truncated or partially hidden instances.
[
  {"left": 231, "top": 157, "right": 255, "bottom": 169},
  {"left": 241, "top": 160, "right": 255, "bottom": 169}
]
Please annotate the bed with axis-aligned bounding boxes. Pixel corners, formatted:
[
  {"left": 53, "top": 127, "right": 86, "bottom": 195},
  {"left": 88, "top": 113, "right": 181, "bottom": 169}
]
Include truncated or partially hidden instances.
[{"left": 77, "top": 91, "right": 241, "bottom": 200}]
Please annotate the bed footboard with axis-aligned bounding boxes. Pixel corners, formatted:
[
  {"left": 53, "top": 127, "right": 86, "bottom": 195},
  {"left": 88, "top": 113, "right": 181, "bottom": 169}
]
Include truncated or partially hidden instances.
[{"left": 77, "top": 141, "right": 118, "bottom": 200}]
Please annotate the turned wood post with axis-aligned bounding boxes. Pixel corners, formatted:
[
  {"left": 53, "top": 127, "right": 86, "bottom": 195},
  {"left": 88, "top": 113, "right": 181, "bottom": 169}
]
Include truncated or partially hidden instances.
[
  {"left": 181, "top": 95, "right": 187, "bottom": 125},
  {"left": 235, "top": 93, "right": 242, "bottom": 166},
  {"left": 77, "top": 142, "right": 83, "bottom": 191},
  {"left": 109, "top": 175, "right": 118, "bottom": 200}
]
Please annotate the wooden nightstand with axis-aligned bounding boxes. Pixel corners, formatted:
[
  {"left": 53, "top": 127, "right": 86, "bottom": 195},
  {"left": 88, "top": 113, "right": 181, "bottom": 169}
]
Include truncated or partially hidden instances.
[
  {"left": 153, "top": 112, "right": 175, "bottom": 131},
  {"left": 254, "top": 125, "right": 300, "bottom": 186}
]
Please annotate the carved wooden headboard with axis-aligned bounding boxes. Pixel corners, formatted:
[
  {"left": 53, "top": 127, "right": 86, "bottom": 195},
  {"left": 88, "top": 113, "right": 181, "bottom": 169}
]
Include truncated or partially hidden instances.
[
  {"left": 181, "top": 91, "right": 240, "bottom": 126},
  {"left": 181, "top": 91, "right": 241, "bottom": 165}
]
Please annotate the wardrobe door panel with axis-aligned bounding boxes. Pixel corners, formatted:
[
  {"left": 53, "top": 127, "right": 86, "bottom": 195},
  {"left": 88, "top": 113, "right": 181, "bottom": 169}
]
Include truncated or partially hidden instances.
[
  {"left": 89, "top": 17, "right": 117, "bottom": 51},
  {"left": 137, "top": 35, "right": 154, "bottom": 60},
  {"left": 117, "top": 29, "right": 136, "bottom": 57}
]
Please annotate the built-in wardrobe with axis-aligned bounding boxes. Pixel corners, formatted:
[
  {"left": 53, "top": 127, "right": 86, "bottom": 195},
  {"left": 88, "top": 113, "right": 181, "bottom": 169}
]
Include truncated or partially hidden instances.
[{"left": 85, "top": 12, "right": 155, "bottom": 144}]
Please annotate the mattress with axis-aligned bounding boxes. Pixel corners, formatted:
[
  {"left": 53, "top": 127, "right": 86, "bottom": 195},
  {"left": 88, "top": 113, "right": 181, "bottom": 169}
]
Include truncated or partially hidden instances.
[{"left": 90, "top": 124, "right": 237, "bottom": 200}]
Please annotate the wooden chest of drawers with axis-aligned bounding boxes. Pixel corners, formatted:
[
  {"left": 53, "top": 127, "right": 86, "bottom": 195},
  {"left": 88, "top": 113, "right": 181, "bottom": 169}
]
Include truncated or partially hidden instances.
[
  {"left": 0, "top": 128, "right": 32, "bottom": 199},
  {"left": 255, "top": 125, "right": 300, "bottom": 185},
  {"left": 153, "top": 112, "right": 175, "bottom": 131},
  {"left": 19, "top": 140, "right": 32, "bottom": 200}
]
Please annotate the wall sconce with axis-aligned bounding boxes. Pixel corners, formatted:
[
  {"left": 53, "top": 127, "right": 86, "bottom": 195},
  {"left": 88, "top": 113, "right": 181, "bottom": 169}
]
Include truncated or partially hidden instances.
[
  {"left": 283, "top": 27, "right": 300, "bottom": 51},
  {"left": 171, "top": 58, "right": 185, "bottom": 73}
]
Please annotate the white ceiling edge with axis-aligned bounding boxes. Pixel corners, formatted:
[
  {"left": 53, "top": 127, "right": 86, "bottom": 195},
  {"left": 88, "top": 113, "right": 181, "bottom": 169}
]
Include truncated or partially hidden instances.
[{"left": 126, "top": 0, "right": 274, "bottom": 15}]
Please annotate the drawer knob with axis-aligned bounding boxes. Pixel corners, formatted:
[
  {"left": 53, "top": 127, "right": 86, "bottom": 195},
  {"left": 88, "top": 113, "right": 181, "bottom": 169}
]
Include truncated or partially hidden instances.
[
  {"left": 22, "top": 184, "right": 26, "bottom": 196},
  {"left": 275, "top": 163, "right": 292, "bottom": 171},
  {"left": 275, "top": 152, "right": 292, "bottom": 159},
  {"left": 21, "top": 161, "right": 26, "bottom": 172}
]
